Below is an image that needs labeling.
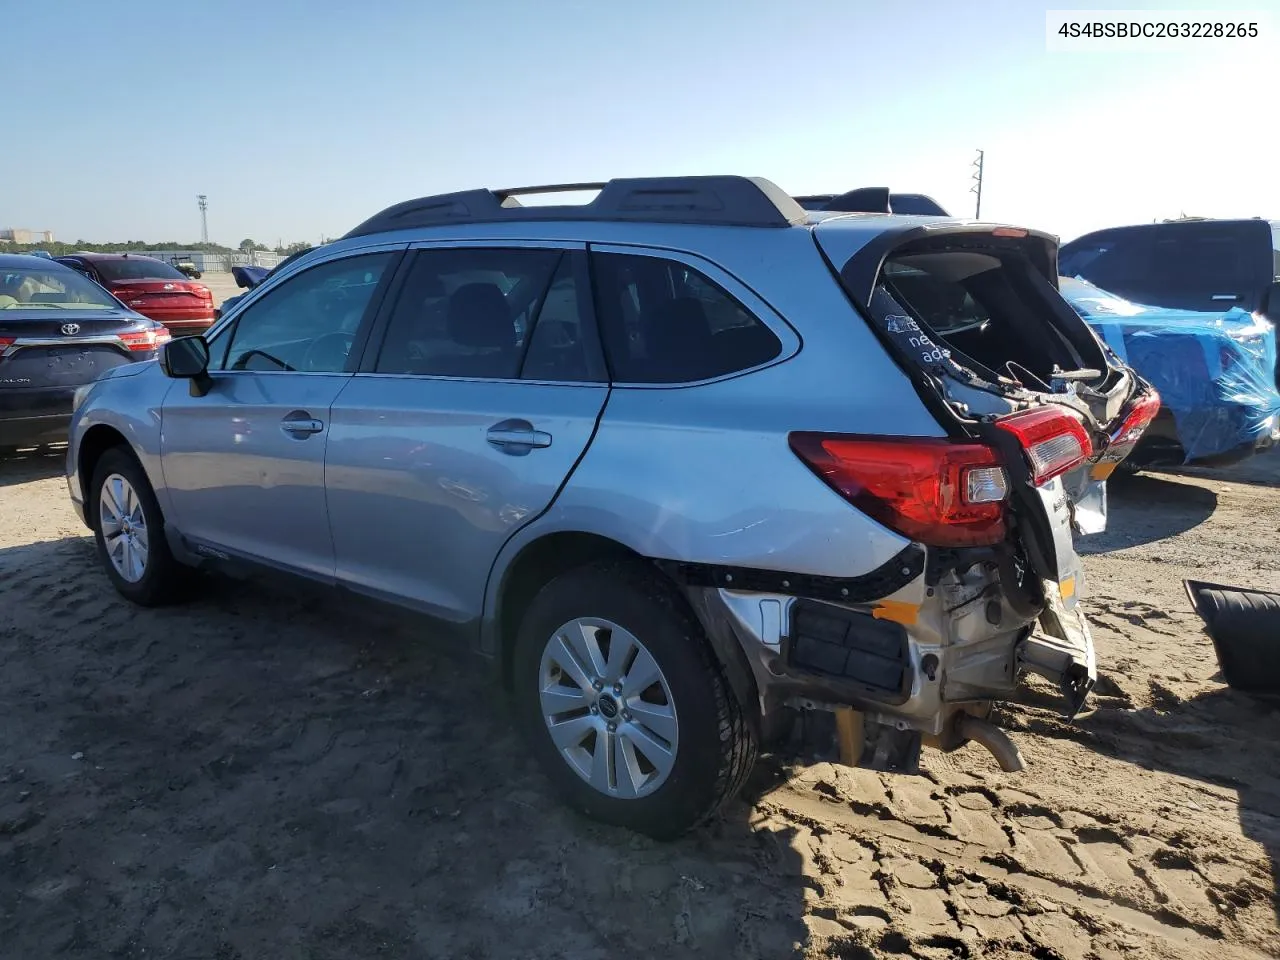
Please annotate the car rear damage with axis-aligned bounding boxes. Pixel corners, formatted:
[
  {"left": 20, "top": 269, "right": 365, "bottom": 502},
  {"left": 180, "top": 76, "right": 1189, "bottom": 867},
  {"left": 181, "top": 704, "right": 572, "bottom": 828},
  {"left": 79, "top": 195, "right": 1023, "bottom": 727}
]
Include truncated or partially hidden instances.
[{"left": 681, "top": 217, "right": 1160, "bottom": 775}]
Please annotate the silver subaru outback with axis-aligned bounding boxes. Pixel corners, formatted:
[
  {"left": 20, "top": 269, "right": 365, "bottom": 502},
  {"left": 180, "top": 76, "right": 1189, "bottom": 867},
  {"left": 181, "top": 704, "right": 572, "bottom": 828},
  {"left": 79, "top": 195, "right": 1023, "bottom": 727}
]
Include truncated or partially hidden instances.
[{"left": 66, "top": 177, "right": 1158, "bottom": 839}]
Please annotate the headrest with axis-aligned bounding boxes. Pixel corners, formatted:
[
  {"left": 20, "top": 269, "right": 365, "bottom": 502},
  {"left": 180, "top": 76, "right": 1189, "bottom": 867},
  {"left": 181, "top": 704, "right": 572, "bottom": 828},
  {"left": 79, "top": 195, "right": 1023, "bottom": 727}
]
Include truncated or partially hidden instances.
[{"left": 446, "top": 283, "right": 514, "bottom": 350}]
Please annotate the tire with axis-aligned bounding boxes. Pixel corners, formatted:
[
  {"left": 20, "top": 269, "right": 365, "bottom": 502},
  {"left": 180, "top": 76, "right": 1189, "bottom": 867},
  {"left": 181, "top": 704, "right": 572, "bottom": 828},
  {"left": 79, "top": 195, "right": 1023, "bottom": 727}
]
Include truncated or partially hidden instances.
[
  {"left": 511, "top": 559, "right": 758, "bottom": 840},
  {"left": 89, "top": 446, "right": 190, "bottom": 606}
]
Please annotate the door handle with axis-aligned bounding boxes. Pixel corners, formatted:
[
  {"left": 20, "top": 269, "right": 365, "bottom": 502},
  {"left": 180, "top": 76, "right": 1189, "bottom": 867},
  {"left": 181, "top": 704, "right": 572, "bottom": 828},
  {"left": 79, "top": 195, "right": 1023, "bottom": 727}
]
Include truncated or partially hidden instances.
[
  {"left": 281, "top": 413, "right": 325, "bottom": 438},
  {"left": 487, "top": 418, "right": 552, "bottom": 453}
]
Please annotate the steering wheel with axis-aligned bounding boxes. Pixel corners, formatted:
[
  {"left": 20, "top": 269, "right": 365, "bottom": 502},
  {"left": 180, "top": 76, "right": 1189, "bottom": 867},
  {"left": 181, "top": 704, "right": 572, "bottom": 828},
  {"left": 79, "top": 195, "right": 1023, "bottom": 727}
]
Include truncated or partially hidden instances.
[{"left": 300, "top": 330, "right": 355, "bottom": 372}]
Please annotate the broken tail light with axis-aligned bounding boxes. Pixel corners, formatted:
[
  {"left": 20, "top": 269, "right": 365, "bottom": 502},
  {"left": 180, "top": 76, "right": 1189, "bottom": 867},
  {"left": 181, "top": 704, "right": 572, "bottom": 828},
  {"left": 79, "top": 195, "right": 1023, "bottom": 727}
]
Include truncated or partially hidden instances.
[
  {"left": 995, "top": 406, "right": 1093, "bottom": 485},
  {"left": 789, "top": 434, "right": 1009, "bottom": 547},
  {"left": 1089, "top": 388, "right": 1161, "bottom": 478}
]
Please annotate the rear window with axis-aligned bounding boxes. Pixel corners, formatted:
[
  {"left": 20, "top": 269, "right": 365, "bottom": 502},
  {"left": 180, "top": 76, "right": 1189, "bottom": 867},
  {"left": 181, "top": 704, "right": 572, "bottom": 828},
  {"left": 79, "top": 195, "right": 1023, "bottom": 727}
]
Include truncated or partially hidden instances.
[
  {"left": 1061, "top": 222, "right": 1272, "bottom": 313},
  {"left": 0, "top": 265, "right": 120, "bottom": 310},
  {"left": 591, "top": 253, "right": 782, "bottom": 383},
  {"left": 93, "top": 258, "right": 187, "bottom": 282}
]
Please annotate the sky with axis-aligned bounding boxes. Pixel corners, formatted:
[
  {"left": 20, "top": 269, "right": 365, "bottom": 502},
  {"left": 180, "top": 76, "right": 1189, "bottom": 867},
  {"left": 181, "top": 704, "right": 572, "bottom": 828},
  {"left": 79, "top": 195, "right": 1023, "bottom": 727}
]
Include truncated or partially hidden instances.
[{"left": 2, "top": 0, "right": 1276, "bottom": 246}]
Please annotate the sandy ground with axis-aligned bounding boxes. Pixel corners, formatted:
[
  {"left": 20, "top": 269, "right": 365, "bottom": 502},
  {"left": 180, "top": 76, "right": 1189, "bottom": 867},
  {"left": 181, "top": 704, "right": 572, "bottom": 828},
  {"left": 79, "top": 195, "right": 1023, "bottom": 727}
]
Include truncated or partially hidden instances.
[{"left": 0, "top": 446, "right": 1277, "bottom": 959}]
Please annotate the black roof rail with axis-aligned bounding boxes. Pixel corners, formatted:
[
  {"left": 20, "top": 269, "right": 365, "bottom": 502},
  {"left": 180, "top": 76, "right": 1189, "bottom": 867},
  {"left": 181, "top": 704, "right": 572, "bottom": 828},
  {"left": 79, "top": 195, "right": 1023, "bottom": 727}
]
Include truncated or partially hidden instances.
[
  {"left": 342, "top": 176, "right": 808, "bottom": 239},
  {"left": 795, "top": 188, "right": 951, "bottom": 217}
]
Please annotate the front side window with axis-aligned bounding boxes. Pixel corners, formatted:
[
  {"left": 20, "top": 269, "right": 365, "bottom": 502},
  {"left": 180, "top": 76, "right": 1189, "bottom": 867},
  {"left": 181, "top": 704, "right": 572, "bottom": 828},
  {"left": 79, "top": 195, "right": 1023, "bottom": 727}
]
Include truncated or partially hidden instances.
[
  {"left": 216, "top": 252, "right": 393, "bottom": 373},
  {"left": 591, "top": 253, "right": 782, "bottom": 383},
  {"left": 374, "top": 247, "right": 602, "bottom": 382}
]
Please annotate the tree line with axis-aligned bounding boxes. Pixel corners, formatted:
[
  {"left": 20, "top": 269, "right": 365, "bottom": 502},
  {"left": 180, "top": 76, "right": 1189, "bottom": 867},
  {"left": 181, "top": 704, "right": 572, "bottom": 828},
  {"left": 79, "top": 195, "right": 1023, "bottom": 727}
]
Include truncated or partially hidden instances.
[{"left": 0, "top": 239, "right": 315, "bottom": 257}]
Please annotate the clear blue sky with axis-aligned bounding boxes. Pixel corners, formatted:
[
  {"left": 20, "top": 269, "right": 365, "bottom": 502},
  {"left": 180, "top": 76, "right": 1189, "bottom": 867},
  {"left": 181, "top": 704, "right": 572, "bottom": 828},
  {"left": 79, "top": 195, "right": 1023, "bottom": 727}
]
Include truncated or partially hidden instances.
[{"left": 2, "top": 0, "right": 1274, "bottom": 245}]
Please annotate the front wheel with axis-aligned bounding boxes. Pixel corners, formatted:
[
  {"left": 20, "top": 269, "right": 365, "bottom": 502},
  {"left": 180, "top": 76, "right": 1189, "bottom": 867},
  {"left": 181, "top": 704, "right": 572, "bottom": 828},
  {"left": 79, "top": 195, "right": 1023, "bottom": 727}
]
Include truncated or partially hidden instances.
[
  {"left": 511, "top": 560, "right": 758, "bottom": 840},
  {"left": 89, "top": 447, "right": 191, "bottom": 606}
]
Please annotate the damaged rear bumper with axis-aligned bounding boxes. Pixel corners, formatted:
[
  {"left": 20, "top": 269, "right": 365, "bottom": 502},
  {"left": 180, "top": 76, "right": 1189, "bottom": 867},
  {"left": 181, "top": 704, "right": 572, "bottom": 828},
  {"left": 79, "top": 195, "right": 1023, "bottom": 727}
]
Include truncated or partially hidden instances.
[{"left": 686, "top": 554, "right": 1096, "bottom": 771}]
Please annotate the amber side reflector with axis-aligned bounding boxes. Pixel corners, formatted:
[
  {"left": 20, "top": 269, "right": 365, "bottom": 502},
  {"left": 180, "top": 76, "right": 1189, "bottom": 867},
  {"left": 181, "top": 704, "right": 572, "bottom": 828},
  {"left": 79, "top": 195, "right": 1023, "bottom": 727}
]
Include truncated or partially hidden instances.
[
  {"left": 1090, "top": 461, "right": 1119, "bottom": 481},
  {"left": 872, "top": 600, "right": 919, "bottom": 626}
]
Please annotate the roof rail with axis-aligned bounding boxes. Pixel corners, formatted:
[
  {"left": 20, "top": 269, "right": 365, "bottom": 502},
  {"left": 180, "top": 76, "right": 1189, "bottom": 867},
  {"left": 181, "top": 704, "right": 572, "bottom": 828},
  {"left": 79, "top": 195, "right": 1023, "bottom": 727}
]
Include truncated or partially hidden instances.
[
  {"left": 796, "top": 188, "right": 951, "bottom": 217},
  {"left": 342, "top": 176, "right": 808, "bottom": 239}
]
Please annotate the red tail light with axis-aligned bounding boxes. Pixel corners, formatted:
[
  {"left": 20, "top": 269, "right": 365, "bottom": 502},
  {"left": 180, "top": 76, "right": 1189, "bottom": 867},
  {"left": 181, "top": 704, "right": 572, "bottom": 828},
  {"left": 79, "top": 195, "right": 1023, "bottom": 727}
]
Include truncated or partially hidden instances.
[
  {"left": 118, "top": 326, "right": 172, "bottom": 352},
  {"left": 192, "top": 285, "right": 212, "bottom": 300},
  {"left": 0, "top": 337, "right": 14, "bottom": 351},
  {"left": 995, "top": 407, "right": 1093, "bottom": 484},
  {"left": 1111, "top": 389, "right": 1161, "bottom": 448},
  {"left": 789, "top": 434, "right": 1009, "bottom": 547}
]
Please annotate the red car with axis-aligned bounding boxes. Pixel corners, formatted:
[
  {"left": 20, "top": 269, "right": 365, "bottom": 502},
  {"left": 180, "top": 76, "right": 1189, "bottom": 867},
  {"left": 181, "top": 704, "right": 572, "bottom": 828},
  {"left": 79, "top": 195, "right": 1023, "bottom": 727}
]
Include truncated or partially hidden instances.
[{"left": 55, "top": 253, "right": 215, "bottom": 335}]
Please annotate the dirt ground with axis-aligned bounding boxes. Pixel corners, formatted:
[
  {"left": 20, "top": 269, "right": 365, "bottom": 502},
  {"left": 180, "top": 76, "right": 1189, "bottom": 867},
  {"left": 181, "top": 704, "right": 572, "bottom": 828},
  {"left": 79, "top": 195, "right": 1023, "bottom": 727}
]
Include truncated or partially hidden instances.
[{"left": 0, "top": 447, "right": 1277, "bottom": 960}]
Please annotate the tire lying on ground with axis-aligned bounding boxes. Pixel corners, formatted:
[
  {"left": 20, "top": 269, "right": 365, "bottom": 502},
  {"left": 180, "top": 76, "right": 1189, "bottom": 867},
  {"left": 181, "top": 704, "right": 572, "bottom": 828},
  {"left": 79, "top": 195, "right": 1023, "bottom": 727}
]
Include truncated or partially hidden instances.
[
  {"left": 1185, "top": 579, "right": 1280, "bottom": 695},
  {"left": 511, "top": 559, "right": 758, "bottom": 840}
]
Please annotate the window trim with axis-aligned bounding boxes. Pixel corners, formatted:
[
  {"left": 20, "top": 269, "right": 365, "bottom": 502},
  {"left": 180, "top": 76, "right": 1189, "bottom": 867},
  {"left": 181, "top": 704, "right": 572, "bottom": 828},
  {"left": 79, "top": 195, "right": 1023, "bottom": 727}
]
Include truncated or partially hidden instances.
[
  {"left": 354, "top": 240, "right": 608, "bottom": 386},
  {"left": 586, "top": 242, "right": 800, "bottom": 389},
  {"left": 209, "top": 246, "right": 407, "bottom": 377}
]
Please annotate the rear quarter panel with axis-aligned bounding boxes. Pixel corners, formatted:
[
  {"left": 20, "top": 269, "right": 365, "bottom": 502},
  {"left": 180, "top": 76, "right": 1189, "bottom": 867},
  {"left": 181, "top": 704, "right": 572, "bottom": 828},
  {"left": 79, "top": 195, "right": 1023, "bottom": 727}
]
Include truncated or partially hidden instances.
[{"left": 481, "top": 226, "right": 944, "bottom": 645}]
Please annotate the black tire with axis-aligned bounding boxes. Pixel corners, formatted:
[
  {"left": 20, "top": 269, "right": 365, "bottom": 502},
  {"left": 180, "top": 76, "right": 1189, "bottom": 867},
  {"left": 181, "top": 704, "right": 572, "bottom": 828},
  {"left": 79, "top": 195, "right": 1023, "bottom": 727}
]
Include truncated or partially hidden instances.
[
  {"left": 511, "top": 559, "right": 758, "bottom": 840},
  {"left": 89, "top": 446, "right": 191, "bottom": 606}
]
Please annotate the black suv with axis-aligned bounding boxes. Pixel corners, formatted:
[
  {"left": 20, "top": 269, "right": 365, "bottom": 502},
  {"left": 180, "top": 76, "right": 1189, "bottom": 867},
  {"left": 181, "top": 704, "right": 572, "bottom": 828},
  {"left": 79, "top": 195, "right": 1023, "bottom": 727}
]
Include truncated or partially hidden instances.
[{"left": 1061, "top": 218, "right": 1280, "bottom": 382}]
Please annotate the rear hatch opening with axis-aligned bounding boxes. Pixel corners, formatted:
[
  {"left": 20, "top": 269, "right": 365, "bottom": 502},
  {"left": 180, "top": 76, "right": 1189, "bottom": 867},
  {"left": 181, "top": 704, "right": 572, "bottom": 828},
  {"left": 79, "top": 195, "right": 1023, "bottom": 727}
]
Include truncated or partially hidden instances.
[{"left": 819, "top": 221, "right": 1158, "bottom": 481}]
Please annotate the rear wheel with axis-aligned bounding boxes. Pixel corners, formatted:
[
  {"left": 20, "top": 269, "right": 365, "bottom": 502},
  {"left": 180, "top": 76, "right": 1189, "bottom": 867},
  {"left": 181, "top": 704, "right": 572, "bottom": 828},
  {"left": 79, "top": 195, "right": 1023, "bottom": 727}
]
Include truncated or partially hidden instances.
[
  {"left": 511, "top": 560, "right": 758, "bottom": 840},
  {"left": 89, "top": 447, "right": 191, "bottom": 606}
]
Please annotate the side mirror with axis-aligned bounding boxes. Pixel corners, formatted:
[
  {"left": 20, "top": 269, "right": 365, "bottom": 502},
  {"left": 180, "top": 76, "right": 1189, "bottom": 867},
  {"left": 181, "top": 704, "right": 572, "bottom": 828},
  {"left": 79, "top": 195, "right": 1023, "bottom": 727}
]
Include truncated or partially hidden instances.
[{"left": 158, "top": 336, "right": 213, "bottom": 396}]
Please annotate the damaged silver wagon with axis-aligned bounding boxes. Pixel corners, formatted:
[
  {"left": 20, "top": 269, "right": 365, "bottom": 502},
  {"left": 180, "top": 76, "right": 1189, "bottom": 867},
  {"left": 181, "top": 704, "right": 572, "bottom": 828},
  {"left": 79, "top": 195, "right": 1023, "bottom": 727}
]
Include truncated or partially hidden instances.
[{"left": 66, "top": 177, "right": 1159, "bottom": 838}]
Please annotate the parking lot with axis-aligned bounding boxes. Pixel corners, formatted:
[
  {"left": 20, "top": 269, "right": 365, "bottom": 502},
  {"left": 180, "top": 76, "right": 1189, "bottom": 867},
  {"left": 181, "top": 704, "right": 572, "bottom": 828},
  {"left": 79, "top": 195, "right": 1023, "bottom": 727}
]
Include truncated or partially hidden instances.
[{"left": 1, "top": 439, "right": 1276, "bottom": 959}]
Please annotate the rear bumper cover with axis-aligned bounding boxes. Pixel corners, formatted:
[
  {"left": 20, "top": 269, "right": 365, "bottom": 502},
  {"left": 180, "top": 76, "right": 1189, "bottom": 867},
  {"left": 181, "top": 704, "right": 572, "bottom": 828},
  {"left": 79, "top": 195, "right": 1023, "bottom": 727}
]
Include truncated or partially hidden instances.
[
  {"left": 690, "top": 560, "right": 1095, "bottom": 740},
  {"left": 0, "top": 386, "right": 74, "bottom": 446}
]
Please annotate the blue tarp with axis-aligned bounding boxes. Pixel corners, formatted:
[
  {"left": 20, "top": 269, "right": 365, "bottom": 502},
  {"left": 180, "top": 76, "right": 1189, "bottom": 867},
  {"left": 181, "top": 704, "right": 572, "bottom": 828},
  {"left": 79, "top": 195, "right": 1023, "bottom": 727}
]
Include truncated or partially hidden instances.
[{"left": 1060, "top": 276, "right": 1280, "bottom": 462}]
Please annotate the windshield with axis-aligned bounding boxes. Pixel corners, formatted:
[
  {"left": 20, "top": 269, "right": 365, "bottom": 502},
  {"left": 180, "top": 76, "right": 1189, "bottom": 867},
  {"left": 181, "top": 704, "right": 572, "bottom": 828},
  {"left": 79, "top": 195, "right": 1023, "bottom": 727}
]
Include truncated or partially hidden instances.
[
  {"left": 0, "top": 264, "right": 122, "bottom": 310},
  {"left": 93, "top": 258, "right": 187, "bottom": 282}
]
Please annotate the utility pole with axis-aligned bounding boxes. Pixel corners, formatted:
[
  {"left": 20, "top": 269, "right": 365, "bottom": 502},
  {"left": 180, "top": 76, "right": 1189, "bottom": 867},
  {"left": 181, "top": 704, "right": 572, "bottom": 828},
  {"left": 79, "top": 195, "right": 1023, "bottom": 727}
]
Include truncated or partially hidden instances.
[
  {"left": 970, "top": 150, "right": 984, "bottom": 219},
  {"left": 197, "top": 195, "right": 209, "bottom": 244}
]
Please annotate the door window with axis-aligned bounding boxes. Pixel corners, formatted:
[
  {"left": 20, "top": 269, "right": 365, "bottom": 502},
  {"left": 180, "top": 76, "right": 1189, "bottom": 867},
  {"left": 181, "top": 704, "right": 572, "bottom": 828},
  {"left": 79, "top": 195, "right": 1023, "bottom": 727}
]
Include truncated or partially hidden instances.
[
  {"left": 215, "top": 252, "right": 394, "bottom": 373},
  {"left": 373, "top": 247, "right": 603, "bottom": 382}
]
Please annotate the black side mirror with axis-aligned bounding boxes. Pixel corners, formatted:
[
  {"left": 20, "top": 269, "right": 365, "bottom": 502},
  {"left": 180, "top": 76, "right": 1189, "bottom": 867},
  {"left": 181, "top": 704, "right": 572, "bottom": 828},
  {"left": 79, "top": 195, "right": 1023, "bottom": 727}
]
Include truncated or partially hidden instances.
[{"left": 159, "top": 336, "right": 213, "bottom": 396}]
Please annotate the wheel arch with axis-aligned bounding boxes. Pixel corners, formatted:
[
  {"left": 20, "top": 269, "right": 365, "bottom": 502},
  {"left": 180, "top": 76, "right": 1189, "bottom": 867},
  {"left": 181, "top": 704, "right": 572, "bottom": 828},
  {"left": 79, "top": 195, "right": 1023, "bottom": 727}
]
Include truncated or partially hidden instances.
[
  {"left": 77, "top": 423, "right": 137, "bottom": 513},
  {"left": 488, "top": 529, "right": 762, "bottom": 730}
]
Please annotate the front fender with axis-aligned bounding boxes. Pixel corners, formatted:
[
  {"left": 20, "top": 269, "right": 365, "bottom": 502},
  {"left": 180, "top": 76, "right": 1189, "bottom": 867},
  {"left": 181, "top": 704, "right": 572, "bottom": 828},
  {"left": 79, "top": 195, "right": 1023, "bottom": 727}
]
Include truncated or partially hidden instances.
[{"left": 67, "top": 363, "right": 175, "bottom": 518}]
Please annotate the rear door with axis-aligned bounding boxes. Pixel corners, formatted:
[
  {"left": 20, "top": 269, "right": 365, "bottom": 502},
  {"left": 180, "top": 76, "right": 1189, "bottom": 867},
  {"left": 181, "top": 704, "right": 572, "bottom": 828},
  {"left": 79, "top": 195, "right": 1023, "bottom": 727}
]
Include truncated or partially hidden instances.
[{"left": 324, "top": 243, "right": 609, "bottom": 622}]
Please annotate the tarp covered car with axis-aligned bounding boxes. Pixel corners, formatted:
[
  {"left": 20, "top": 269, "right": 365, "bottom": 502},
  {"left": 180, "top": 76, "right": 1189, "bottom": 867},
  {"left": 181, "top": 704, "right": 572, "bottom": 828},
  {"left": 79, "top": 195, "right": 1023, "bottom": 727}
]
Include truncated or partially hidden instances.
[{"left": 1060, "top": 276, "right": 1280, "bottom": 466}]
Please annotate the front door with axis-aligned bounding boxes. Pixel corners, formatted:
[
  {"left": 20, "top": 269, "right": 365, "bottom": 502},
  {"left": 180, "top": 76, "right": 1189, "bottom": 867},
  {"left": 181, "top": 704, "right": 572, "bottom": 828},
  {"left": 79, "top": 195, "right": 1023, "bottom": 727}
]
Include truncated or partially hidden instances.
[
  {"left": 160, "top": 249, "right": 401, "bottom": 578},
  {"left": 325, "top": 244, "right": 609, "bottom": 621}
]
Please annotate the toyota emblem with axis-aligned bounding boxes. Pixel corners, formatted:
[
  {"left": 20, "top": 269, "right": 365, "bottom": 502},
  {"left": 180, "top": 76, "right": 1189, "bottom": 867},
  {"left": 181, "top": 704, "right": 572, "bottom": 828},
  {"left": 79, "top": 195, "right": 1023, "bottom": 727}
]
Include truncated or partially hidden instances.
[{"left": 60, "top": 323, "right": 81, "bottom": 336}]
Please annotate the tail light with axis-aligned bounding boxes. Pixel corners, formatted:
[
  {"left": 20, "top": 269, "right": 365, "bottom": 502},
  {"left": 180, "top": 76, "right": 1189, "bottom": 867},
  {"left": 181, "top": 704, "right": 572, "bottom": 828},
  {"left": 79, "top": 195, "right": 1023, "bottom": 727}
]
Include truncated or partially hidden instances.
[
  {"left": 113, "top": 286, "right": 145, "bottom": 304},
  {"left": 118, "top": 326, "right": 172, "bottom": 352},
  {"left": 1090, "top": 388, "right": 1161, "bottom": 479},
  {"left": 192, "top": 285, "right": 213, "bottom": 300},
  {"left": 0, "top": 337, "right": 14, "bottom": 350},
  {"left": 789, "top": 434, "right": 1009, "bottom": 547},
  {"left": 994, "top": 406, "right": 1093, "bottom": 484}
]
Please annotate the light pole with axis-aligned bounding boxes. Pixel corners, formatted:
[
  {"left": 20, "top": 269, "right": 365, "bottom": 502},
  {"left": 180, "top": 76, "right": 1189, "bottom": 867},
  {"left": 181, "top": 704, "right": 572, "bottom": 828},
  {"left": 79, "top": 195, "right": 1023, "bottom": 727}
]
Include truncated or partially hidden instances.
[
  {"left": 197, "top": 195, "right": 209, "bottom": 244},
  {"left": 970, "top": 151, "right": 984, "bottom": 219}
]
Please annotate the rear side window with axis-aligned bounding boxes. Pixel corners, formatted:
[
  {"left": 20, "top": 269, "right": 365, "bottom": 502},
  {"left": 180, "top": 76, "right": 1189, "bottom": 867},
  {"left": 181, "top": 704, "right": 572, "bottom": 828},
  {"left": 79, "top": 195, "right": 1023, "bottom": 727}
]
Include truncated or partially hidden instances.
[
  {"left": 92, "top": 258, "right": 188, "bottom": 282},
  {"left": 374, "top": 247, "right": 605, "bottom": 382},
  {"left": 590, "top": 253, "right": 782, "bottom": 383}
]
